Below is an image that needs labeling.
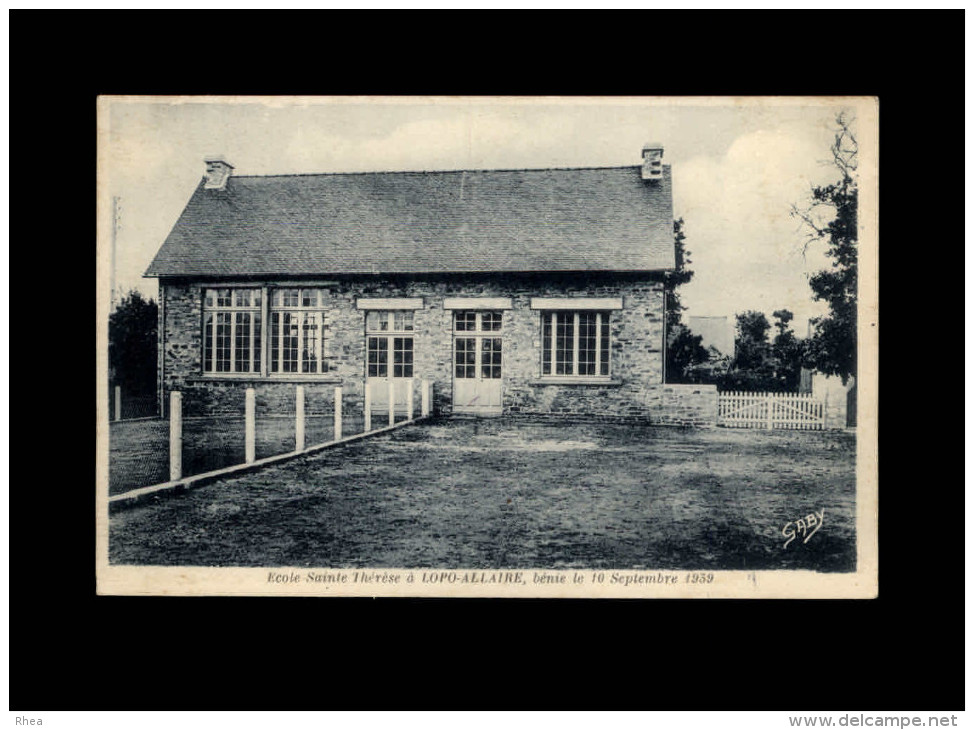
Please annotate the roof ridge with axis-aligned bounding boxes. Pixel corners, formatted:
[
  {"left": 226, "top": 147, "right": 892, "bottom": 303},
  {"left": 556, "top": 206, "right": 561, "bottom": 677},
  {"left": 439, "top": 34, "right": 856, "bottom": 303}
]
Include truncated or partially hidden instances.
[{"left": 230, "top": 164, "right": 652, "bottom": 179}]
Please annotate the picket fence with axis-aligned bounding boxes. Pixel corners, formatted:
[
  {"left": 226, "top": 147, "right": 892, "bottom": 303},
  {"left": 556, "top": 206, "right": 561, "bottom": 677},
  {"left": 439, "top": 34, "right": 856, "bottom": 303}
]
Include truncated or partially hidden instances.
[{"left": 717, "top": 391, "right": 825, "bottom": 430}]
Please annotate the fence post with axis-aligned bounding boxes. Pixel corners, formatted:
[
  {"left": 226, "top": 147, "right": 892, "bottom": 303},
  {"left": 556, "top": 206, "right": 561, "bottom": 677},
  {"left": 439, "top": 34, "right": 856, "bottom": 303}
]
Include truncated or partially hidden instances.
[
  {"left": 334, "top": 386, "right": 343, "bottom": 440},
  {"left": 295, "top": 385, "right": 305, "bottom": 452},
  {"left": 421, "top": 379, "right": 430, "bottom": 417},
  {"left": 407, "top": 378, "right": 414, "bottom": 421},
  {"left": 364, "top": 381, "right": 372, "bottom": 432},
  {"left": 114, "top": 385, "right": 122, "bottom": 422},
  {"left": 388, "top": 378, "right": 395, "bottom": 427},
  {"left": 169, "top": 391, "right": 182, "bottom": 481},
  {"left": 245, "top": 387, "right": 256, "bottom": 464},
  {"left": 766, "top": 392, "right": 773, "bottom": 430}
]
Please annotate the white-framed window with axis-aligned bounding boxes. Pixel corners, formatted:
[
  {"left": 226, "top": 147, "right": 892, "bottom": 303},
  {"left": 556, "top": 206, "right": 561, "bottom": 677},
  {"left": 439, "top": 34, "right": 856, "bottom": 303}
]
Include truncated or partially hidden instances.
[
  {"left": 202, "top": 288, "right": 262, "bottom": 373},
  {"left": 541, "top": 311, "right": 611, "bottom": 377},
  {"left": 366, "top": 310, "right": 414, "bottom": 378},
  {"left": 269, "top": 288, "right": 333, "bottom": 374}
]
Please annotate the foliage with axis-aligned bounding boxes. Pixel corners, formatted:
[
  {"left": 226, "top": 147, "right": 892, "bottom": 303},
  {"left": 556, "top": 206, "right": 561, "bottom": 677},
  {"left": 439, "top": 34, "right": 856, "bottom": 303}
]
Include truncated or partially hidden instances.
[
  {"left": 792, "top": 112, "right": 858, "bottom": 383},
  {"left": 109, "top": 290, "right": 158, "bottom": 396},
  {"left": 682, "top": 347, "right": 731, "bottom": 385},
  {"left": 664, "top": 218, "right": 712, "bottom": 382},
  {"left": 732, "top": 310, "right": 773, "bottom": 372},
  {"left": 715, "top": 310, "right": 806, "bottom": 392},
  {"left": 663, "top": 218, "right": 693, "bottom": 331},
  {"left": 666, "top": 325, "right": 710, "bottom": 384},
  {"left": 771, "top": 309, "right": 806, "bottom": 391}
]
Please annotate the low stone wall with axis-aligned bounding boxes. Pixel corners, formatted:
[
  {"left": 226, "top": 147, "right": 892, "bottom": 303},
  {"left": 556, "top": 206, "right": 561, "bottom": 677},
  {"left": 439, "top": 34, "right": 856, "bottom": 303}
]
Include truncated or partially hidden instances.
[
  {"left": 812, "top": 373, "right": 854, "bottom": 430},
  {"left": 656, "top": 384, "right": 718, "bottom": 427}
]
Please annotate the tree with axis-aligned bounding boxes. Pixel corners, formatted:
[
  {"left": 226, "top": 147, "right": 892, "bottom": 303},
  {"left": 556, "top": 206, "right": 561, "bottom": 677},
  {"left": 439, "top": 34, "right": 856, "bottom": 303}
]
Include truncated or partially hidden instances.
[
  {"left": 771, "top": 309, "right": 805, "bottom": 391},
  {"left": 666, "top": 325, "right": 709, "bottom": 384},
  {"left": 663, "top": 218, "right": 693, "bottom": 331},
  {"left": 721, "top": 310, "right": 776, "bottom": 391},
  {"left": 663, "top": 218, "right": 710, "bottom": 382},
  {"left": 792, "top": 111, "right": 858, "bottom": 383},
  {"left": 109, "top": 290, "right": 158, "bottom": 397},
  {"left": 733, "top": 310, "right": 772, "bottom": 370}
]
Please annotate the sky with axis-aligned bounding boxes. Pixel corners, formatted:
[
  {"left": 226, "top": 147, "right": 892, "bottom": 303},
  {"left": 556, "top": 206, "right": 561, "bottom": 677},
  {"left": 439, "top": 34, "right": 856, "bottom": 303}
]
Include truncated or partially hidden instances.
[{"left": 101, "top": 96, "right": 862, "bottom": 335}]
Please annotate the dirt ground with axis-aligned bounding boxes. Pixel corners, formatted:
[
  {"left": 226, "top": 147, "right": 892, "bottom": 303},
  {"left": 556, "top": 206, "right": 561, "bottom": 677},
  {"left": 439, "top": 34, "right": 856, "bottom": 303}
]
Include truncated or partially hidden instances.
[{"left": 109, "top": 417, "right": 857, "bottom": 571}]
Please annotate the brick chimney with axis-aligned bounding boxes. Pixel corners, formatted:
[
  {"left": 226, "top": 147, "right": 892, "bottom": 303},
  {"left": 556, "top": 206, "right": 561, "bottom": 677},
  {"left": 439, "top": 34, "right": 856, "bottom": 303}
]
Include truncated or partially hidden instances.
[
  {"left": 203, "top": 156, "right": 234, "bottom": 190},
  {"left": 641, "top": 143, "right": 663, "bottom": 181}
]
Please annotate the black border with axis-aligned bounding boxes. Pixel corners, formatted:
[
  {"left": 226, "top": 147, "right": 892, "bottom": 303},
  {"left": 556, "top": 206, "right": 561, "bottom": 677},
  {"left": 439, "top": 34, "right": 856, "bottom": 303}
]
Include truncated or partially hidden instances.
[{"left": 9, "top": 10, "right": 964, "bottom": 712}]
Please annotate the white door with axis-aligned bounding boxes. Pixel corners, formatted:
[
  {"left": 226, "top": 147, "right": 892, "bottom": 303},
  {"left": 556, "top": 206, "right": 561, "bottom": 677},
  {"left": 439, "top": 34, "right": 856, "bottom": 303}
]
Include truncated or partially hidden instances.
[
  {"left": 366, "top": 311, "right": 414, "bottom": 414},
  {"left": 452, "top": 311, "right": 502, "bottom": 414}
]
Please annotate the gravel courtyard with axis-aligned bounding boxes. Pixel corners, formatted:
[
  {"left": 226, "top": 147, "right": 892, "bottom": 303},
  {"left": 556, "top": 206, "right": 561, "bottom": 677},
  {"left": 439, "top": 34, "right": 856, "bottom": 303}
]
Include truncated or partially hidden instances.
[{"left": 109, "top": 417, "right": 857, "bottom": 571}]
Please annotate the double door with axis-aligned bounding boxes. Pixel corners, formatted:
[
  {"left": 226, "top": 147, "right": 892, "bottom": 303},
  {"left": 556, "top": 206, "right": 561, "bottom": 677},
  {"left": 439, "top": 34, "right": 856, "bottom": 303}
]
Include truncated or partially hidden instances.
[
  {"left": 366, "top": 311, "right": 414, "bottom": 414},
  {"left": 452, "top": 310, "right": 502, "bottom": 414}
]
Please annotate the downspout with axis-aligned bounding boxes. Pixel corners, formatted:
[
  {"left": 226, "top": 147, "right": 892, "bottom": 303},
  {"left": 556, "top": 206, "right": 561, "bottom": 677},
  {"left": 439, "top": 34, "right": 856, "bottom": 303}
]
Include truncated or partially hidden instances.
[
  {"left": 661, "top": 280, "right": 667, "bottom": 384},
  {"left": 157, "top": 283, "right": 165, "bottom": 417}
]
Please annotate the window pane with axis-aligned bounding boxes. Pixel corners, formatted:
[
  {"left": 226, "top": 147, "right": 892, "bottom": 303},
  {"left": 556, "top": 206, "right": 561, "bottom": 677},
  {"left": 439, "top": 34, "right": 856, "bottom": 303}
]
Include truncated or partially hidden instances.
[
  {"left": 455, "top": 311, "right": 476, "bottom": 331},
  {"left": 456, "top": 338, "right": 477, "bottom": 378},
  {"left": 542, "top": 312, "right": 552, "bottom": 375},
  {"left": 215, "top": 312, "right": 232, "bottom": 371},
  {"left": 234, "top": 290, "right": 251, "bottom": 308},
  {"left": 205, "top": 290, "right": 215, "bottom": 308},
  {"left": 283, "top": 312, "right": 298, "bottom": 372},
  {"left": 203, "top": 313, "right": 213, "bottom": 372},
  {"left": 365, "top": 311, "right": 380, "bottom": 332},
  {"left": 555, "top": 312, "right": 574, "bottom": 375},
  {"left": 301, "top": 289, "right": 318, "bottom": 307},
  {"left": 275, "top": 289, "right": 299, "bottom": 308},
  {"left": 235, "top": 312, "right": 251, "bottom": 372},
  {"left": 271, "top": 313, "right": 280, "bottom": 372},
  {"left": 216, "top": 289, "right": 232, "bottom": 308},
  {"left": 392, "top": 337, "right": 413, "bottom": 378},
  {"left": 600, "top": 312, "right": 610, "bottom": 375},
  {"left": 368, "top": 336, "right": 388, "bottom": 377},
  {"left": 482, "top": 338, "right": 501, "bottom": 379},
  {"left": 253, "top": 313, "right": 262, "bottom": 372},
  {"left": 482, "top": 311, "right": 502, "bottom": 331},
  {"left": 578, "top": 312, "right": 597, "bottom": 376},
  {"left": 302, "top": 312, "right": 318, "bottom": 373},
  {"left": 455, "top": 338, "right": 468, "bottom": 378}
]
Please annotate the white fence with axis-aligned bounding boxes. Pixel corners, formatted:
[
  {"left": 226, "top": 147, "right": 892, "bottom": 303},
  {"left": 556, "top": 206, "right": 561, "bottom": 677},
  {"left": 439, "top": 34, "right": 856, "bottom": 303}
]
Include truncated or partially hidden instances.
[
  {"left": 167, "top": 379, "right": 432, "bottom": 481},
  {"left": 717, "top": 391, "right": 825, "bottom": 430}
]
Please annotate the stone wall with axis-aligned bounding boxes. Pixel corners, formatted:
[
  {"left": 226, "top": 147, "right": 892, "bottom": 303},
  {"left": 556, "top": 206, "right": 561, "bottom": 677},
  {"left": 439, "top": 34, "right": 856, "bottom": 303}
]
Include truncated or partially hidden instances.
[
  {"left": 158, "top": 272, "right": 712, "bottom": 424},
  {"left": 812, "top": 373, "right": 854, "bottom": 430},
  {"left": 655, "top": 384, "right": 718, "bottom": 426}
]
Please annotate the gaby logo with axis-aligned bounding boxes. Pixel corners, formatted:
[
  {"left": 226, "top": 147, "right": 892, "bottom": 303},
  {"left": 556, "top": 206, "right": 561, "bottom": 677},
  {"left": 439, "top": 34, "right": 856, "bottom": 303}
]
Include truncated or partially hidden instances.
[{"left": 782, "top": 509, "right": 825, "bottom": 548}]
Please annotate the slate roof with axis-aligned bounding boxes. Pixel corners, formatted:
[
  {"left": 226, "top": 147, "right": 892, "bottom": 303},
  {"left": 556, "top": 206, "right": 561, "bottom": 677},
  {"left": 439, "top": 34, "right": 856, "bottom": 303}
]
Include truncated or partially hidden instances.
[{"left": 145, "top": 165, "right": 675, "bottom": 278}]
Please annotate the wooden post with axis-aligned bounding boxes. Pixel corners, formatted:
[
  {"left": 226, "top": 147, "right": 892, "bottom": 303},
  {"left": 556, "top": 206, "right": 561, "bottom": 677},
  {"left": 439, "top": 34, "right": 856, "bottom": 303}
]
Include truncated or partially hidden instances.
[
  {"left": 406, "top": 378, "right": 414, "bottom": 421},
  {"left": 295, "top": 385, "right": 305, "bottom": 452},
  {"left": 169, "top": 391, "right": 182, "bottom": 481},
  {"left": 766, "top": 392, "right": 773, "bottom": 430},
  {"left": 114, "top": 386, "right": 122, "bottom": 422},
  {"left": 388, "top": 378, "right": 395, "bottom": 426},
  {"left": 364, "top": 381, "right": 372, "bottom": 432},
  {"left": 421, "top": 379, "right": 430, "bottom": 417},
  {"left": 245, "top": 387, "right": 256, "bottom": 464},
  {"left": 334, "top": 387, "right": 343, "bottom": 441}
]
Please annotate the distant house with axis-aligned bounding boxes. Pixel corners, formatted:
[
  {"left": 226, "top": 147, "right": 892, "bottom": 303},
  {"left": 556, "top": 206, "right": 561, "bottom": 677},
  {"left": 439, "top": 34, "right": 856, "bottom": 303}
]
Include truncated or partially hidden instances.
[
  {"left": 145, "top": 145, "right": 713, "bottom": 423},
  {"left": 686, "top": 315, "right": 734, "bottom": 358}
]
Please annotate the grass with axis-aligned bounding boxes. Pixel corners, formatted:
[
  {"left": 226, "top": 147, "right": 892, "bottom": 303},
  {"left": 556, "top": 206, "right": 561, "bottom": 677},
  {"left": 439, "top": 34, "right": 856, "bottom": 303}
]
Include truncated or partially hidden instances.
[
  {"left": 109, "top": 417, "right": 857, "bottom": 572},
  {"left": 109, "top": 414, "right": 367, "bottom": 495}
]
